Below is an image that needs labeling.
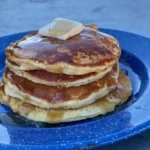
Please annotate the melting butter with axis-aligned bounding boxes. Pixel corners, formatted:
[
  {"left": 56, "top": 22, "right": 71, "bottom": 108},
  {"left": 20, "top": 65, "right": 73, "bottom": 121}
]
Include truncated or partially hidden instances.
[{"left": 38, "top": 18, "right": 83, "bottom": 40}]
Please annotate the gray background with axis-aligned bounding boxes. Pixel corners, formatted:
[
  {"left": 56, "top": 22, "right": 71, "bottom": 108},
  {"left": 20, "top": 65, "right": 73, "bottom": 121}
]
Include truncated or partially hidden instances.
[{"left": 0, "top": 0, "right": 150, "bottom": 149}]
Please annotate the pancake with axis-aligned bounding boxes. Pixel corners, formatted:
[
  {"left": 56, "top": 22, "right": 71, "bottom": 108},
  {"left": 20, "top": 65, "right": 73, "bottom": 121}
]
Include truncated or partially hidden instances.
[
  {"left": 0, "top": 71, "right": 132, "bottom": 124},
  {"left": 85, "top": 24, "right": 98, "bottom": 30},
  {"left": 6, "top": 27, "right": 120, "bottom": 75},
  {"left": 6, "top": 59, "right": 113, "bottom": 87},
  {"left": 3, "top": 64, "right": 119, "bottom": 109}
]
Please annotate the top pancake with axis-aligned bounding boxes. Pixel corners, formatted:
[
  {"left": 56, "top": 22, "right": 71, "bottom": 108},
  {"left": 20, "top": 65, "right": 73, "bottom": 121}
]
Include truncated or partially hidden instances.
[{"left": 6, "top": 27, "right": 120, "bottom": 75}]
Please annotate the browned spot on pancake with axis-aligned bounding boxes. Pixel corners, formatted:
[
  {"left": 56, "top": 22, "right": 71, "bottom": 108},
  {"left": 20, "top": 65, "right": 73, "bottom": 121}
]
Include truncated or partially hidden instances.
[
  {"left": 19, "top": 103, "right": 35, "bottom": 116},
  {"left": 7, "top": 59, "right": 18, "bottom": 66},
  {"left": 48, "top": 110, "right": 64, "bottom": 120},
  {"left": 4, "top": 68, "right": 117, "bottom": 104},
  {"left": 85, "top": 24, "right": 98, "bottom": 30},
  {"left": 57, "top": 47, "right": 70, "bottom": 53},
  {"left": 6, "top": 28, "right": 119, "bottom": 67},
  {"left": 0, "top": 85, "right": 4, "bottom": 97},
  {"left": 0, "top": 81, "right": 3, "bottom": 88},
  {"left": 111, "top": 71, "right": 131, "bottom": 100},
  {"left": 107, "top": 71, "right": 131, "bottom": 103},
  {"left": 114, "top": 85, "right": 130, "bottom": 100}
]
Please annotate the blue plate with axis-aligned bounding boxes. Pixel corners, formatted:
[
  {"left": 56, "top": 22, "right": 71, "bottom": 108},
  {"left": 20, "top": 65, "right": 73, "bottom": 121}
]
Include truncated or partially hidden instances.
[{"left": 0, "top": 29, "right": 150, "bottom": 150}]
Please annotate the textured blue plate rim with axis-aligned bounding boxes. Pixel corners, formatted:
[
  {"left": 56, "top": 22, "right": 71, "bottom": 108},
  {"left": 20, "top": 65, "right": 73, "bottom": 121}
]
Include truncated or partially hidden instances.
[
  {"left": 0, "top": 28, "right": 150, "bottom": 149},
  {"left": 0, "top": 121, "right": 149, "bottom": 150}
]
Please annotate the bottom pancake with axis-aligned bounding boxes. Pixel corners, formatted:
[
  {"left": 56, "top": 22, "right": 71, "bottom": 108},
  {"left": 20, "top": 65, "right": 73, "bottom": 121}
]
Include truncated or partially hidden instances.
[{"left": 0, "top": 71, "right": 132, "bottom": 124}]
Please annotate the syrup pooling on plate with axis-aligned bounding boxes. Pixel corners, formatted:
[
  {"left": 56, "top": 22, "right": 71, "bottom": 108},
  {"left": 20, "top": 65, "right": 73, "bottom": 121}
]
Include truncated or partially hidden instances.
[
  {"left": 6, "top": 28, "right": 119, "bottom": 66},
  {"left": 4, "top": 67, "right": 117, "bottom": 104}
]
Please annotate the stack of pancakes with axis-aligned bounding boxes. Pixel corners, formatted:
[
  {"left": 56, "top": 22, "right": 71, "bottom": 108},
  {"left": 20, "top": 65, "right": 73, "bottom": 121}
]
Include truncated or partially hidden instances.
[{"left": 0, "top": 25, "right": 132, "bottom": 124}]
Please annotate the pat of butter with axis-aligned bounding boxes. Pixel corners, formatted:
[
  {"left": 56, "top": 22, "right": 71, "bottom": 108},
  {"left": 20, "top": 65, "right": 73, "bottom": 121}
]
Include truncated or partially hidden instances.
[{"left": 38, "top": 18, "right": 83, "bottom": 40}]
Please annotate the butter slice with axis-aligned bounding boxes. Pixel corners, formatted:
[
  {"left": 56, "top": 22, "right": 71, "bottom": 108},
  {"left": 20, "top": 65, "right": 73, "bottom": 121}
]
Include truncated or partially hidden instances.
[{"left": 38, "top": 18, "right": 83, "bottom": 40}]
